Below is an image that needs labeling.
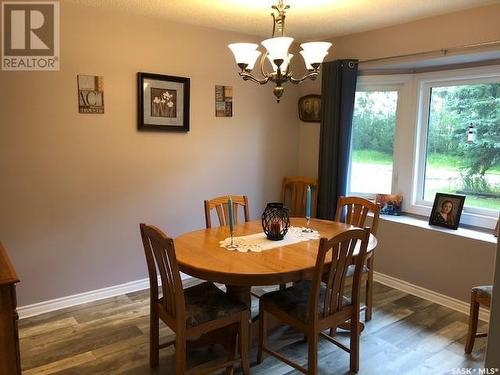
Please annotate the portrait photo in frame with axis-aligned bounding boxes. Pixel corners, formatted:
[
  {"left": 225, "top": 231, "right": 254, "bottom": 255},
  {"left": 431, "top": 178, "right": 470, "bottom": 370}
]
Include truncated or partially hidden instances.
[
  {"left": 137, "top": 72, "right": 190, "bottom": 132},
  {"left": 298, "top": 94, "right": 321, "bottom": 122},
  {"left": 428, "top": 193, "right": 465, "bottom": 230}
]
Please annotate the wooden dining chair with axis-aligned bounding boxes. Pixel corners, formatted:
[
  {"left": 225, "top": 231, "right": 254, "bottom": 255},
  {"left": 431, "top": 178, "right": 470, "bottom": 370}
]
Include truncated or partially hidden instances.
[
  {"left": 204, "top": 195, "right": 263, "bottom": 305},
  {"left": 281, "top": 176, "right": 318, "bottom": 217},
  {"left": 279, "top": 177, "right": 318, "bottom": 290},
  {"left": 465, "top": 285, "right": 492, "bottom": 353},
  {"left": 204, "top": 195, "right": 250, "bottom": 229},
  {"left": 335, "top": 196, "right": 380, "bottom": 322},
  {"left": 139, "top": 223, "right": 250, "bottom": 375},
  {"left": 257, "top": 227, "right": 370, "bottom": 374}
]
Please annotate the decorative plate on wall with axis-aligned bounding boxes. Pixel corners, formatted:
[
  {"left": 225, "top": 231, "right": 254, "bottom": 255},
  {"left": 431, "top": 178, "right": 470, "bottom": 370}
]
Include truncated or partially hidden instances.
[{"left": 298, "top": 94, "right": 321, "bottom": 123}]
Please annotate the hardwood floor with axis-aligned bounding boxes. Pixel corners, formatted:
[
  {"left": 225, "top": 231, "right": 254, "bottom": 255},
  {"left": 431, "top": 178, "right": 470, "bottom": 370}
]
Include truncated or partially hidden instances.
[{"left": 19, "top": 281, "right": 487, "bottom": 374}]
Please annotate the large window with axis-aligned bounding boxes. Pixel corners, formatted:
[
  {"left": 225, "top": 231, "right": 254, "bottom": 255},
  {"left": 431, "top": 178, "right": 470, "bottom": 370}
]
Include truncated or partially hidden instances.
[
  {"left": 421, "top": 82, "right": 500, "bottom": 212},
  {"left": 349, "top": 90, "right": 398, "bottom": 195},
  {"left": 349, "top": 67, "right": 500, "bottom": 229}
]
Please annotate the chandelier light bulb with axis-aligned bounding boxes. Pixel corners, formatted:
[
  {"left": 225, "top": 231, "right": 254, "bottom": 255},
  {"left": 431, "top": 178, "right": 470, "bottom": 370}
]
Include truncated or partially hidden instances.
[
  {"left": 300, "top": 42, "right": 332, "bottom": 69},
  {"left": 228, "top": 43, "right": 261, "bottom": 70},
  {"left": 261, "top": 37, "right": 294, "bottom": 66}
]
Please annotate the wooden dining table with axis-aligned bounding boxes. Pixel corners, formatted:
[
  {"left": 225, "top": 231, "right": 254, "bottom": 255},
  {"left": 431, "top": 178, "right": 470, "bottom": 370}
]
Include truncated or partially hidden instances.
[{"left": 175, "top": 217, "right": 377, "bottom": 308}]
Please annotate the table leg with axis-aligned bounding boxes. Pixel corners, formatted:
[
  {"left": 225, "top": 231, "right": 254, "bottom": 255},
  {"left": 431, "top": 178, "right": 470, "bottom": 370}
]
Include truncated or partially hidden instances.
[
  {"left": 225, "top": 284, "right": 254, "bottom": 356},
  {"left": 226, "top": 285, "right": 252, "bottom": 308}
]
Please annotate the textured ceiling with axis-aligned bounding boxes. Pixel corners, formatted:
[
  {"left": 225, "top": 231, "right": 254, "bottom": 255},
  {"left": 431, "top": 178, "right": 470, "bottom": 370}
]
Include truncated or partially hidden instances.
[{"left": 69, "top": 0, "right": 498, "bottom": 40}]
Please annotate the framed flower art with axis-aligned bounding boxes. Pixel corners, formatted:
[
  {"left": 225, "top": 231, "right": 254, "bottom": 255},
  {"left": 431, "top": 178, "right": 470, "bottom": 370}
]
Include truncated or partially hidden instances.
[{"left": 137, "top": 72, "right": 190, "bottom": 132}]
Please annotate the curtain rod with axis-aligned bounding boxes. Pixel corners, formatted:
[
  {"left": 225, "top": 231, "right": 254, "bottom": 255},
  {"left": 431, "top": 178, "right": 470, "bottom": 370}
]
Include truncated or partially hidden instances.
[{"left": 359, "top": 40, "right": 500, "bottom": 64}]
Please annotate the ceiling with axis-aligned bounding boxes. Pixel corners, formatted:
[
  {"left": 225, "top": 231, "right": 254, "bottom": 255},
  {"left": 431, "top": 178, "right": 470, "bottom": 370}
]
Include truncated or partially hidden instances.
[{"left": 70, "top": 0, "right": 497, "bottom": 40}]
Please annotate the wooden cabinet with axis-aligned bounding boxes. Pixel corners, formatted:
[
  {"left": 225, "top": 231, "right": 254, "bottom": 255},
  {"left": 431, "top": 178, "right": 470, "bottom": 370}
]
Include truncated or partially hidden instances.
[{"left": 0, "top": 242, "right": 21, "bottom": 375}]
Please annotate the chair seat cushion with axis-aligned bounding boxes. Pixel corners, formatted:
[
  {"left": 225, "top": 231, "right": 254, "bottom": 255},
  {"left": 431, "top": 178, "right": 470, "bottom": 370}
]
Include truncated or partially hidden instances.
[
  {"left": 261, "top": 281, "right": 321, "bottom": 323},
  {"left": 260, "top": 281, "right": 353, "bottom": 323},
  {"left": 181, "top": 282, "right": 247, "bottom": 328},
  {"left": 472, "top": 285, "right": 493, "bottom": 303}
]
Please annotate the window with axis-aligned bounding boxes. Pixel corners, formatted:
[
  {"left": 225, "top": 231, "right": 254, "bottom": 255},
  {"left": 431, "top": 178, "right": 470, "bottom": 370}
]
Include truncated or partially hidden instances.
[
  {"left": 348, "top": 67, "right": 500, "bottom": 229},
  {"left": 349, "top": 89, "right": 398, "bottom": 196},
  {"left": 418, "top": 80, "right": 500, "bottom": 214}
]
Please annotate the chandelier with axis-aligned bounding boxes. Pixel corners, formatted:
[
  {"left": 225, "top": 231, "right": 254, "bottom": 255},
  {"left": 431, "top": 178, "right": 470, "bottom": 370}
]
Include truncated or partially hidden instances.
[{"left": 228, "top": 0, "right": 332, "bottom": 102}]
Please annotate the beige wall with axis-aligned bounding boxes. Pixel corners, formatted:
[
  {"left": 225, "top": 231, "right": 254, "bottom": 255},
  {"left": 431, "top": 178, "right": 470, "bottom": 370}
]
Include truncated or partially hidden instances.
[
  {"left": 331, "top": 3, "right": 500, "bottom": 62},
  {"left": 297, "top": 79, "right": 321, "bottom": 177},
  {"left": 376, "top": 220, "right": 496, "bottom": 302},
  {"left": 296, "top": 4, "right": 500, "bottom": 302},
  {"left": 0, "top": 3, "right": 300, "bottom": 306}
]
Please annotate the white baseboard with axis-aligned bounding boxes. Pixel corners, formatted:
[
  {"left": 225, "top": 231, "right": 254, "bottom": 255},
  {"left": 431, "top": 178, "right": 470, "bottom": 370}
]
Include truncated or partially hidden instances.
[
  {"left": 18, "top": 274, "right": 191, "bottom": 319},
  {"left": 18, "top": 271, "right": 489, "bottom": 322},
  {"left": 374, "top": 271, "right": 490, "bottom": 322}
]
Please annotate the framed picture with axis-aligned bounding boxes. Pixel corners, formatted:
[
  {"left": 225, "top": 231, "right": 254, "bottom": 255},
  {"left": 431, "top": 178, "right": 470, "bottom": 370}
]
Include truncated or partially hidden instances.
[
  {"left": 77, "top": 75, "right": 104, "bottom": 114},
  {"left": 215, "top": 85, "right": 233, "bottom": 117},
  {"left": 429, "top": 193, "right": 465, "bottom": 230},
  {"left": 376, "top": 194, "right": 403, "bottom": 216},
  {"left": 137, "top": 72, "right": 190, "bottom": 132},
  {"left": 298, "top": 94, "right": 321, "bottom": 122}
]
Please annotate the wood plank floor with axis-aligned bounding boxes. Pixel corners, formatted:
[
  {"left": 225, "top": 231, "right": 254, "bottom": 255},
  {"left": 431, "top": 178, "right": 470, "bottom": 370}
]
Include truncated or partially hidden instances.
[{"left": 19, "top": 281, "right": 488, "bottom": 374}]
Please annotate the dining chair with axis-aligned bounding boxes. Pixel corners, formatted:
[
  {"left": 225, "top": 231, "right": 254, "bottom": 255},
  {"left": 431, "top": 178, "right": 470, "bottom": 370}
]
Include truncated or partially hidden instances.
[
  {"left": 281, "top": 176, "right": 318, "bottom": 217},
  {"left": 465, "top": 285, "right": 492, "bottom": 353},
  {"left": 279, "top": 177, "right": 318, "bottom": 291},
  {"left": 335, "top": 196, "right": 380, "bottom": 322},
  {"left": 204, "top": 195, "right": 263, "bottom": 307},
  {"left": 204, "top": 195, "right": 250, "bottom": 229},
  {"left": 139, "top": 223, "right": 250, "bottom": 375},
  {"left": 257, "top": 227, "right": 370, "bottom": 374}
]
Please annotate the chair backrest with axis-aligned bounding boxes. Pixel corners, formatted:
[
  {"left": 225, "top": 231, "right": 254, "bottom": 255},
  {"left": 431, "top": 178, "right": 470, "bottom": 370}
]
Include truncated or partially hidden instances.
[
  {"left": 281, "top": 176, "right": 318, "bottom": 217},
  {"left": 140, "top": 224, "right": 185, "bottom": 322},
  {"left": 309, "top": 228, "right": 370, "bottom": 321},
  {"left": 204, "top": 195, "right": 250, "bottom": 229},
  {"left": 335, "top": 196, "right": 380, "bottom": 235}
]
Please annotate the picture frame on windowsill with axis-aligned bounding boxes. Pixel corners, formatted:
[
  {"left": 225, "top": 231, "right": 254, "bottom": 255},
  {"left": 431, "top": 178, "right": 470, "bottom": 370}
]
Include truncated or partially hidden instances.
[{"left": 428, "top": 193, "right": 465, "bottom": 230}]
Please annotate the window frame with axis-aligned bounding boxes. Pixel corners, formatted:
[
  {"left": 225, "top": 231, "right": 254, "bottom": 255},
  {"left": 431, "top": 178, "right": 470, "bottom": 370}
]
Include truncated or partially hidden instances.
[
  {"left": 347, "top": 76, "right": 409, "bottom": 199},
  {"left": 410, "top": 67, "right": 500, "bottom": 228}
]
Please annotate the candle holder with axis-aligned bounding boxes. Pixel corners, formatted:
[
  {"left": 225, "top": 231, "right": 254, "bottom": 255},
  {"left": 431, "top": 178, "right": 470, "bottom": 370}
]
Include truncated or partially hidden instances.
[
  {"left": 226, "top": 229, "right": 238, "bottom": 249},
  {"left": 302, "top": 217, "right": 314, "bottom": 233},
  {"left": 262, "top": 202, "right": 290, "bottom": 241}
]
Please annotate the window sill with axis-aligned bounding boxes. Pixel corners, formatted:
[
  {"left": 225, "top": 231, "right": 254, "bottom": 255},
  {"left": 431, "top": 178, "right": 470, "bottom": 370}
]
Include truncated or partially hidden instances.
[{"left": 375, "top": 213, "right": 497, "bottom": 245}]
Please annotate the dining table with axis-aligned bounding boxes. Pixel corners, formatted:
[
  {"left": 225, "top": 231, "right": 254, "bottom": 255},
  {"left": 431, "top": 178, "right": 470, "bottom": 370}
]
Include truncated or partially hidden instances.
[{"left": 175, "top": 217, "right": 378, "bottom": 308}]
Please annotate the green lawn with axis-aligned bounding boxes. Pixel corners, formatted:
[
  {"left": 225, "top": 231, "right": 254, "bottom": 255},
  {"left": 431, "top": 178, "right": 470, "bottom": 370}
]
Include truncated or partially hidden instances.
[
  {"left": 427, "top": 153, "right": 500, "bottom": 174},
  {"left": 352, "top": 150, "right": 500, "bottom": 174},
  {"left": 351, "top": 150, "right": 393, "bottom": 165},
  {"left": 425, "top": 187, "right": 500, "bottom": 211},
  {"left": 352, "top": 149, "right": 499, "bottom": 210}
]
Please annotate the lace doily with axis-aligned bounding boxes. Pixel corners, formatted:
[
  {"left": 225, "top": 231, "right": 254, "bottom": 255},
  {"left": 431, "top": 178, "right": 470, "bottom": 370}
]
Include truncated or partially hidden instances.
[{"left": 219, "top": 226, "right": 320, "bottom": 253}]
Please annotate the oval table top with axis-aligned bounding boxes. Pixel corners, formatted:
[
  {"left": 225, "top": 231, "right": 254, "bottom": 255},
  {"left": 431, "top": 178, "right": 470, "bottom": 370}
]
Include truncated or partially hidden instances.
[{"left": 175, "top": 218, "right": 377, "bottom": 287}]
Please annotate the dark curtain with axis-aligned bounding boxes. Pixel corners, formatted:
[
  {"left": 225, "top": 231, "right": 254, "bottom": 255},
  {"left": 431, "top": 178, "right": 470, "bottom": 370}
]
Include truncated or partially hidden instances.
[{"left": 317, "top": 59, "right": 359, "bottom": 220}]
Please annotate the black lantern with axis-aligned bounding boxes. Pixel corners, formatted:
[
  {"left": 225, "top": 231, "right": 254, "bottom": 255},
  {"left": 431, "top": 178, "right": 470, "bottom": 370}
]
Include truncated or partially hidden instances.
[{"left": 262, "top": 202, "right": 290, "bottom": 241}]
